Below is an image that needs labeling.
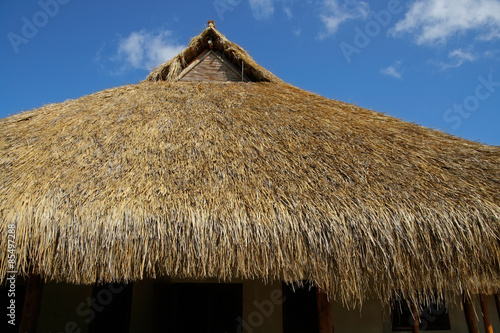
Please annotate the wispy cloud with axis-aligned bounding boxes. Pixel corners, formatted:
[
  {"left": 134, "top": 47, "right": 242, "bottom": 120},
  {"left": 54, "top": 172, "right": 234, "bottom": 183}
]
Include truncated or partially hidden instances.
[
  {"left": 380, "top": 61, "right": 403, "bottom": 79},
  {"left": 434, "top": 48, "right": 476, "bottom": 70},
  {"left": 115, "top": 30, "right": 185, "bottom": 71},
  {"left": 484, "top": 49, "right": 500, "bottom": 58},
  {"left": 283, "top": 6, "right": 293, "bottom": 20},
  {"left": 319, "top": 0, "right": 370, "bottom": 39},
  {"left": 293, "top": 27, "right": 302, "bottom": 37},
  {"left": 391, "top": 0, "right": 500, "bottom": 45},
  {"left": 249, "top": 0, "right": 275, "bottom": 20},
  {"left": 248, "top": 0, "right": 296, "bottom": 20}
]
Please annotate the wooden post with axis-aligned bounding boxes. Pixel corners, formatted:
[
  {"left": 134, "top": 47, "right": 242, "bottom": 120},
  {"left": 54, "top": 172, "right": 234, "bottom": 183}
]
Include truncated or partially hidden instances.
[
  {"left": 495, "top": 294, "right": 500, "bottom": 321},
  {"left": 410, "top": 303, "right": 420, "bottom": 333},
  {"left": 463, "top": 294, "right": 479, "bottom": 333},
  {"left": 317, "top": 289, "right": 334, "bottom": 333},
  {"left": 18, "top": 274, "right": 44, "bottom": 333},
  {"left": 479, "top": 294, "right": 494, "bottom": 333}
]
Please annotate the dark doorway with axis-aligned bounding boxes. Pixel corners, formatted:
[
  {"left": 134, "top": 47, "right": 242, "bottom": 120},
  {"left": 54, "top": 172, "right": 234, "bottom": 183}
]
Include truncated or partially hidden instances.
[
  {"left": 153, "top": 282, "right": 243, "bottom": 333},
  {"left": 282, "top": 282, "right": 319, "bottom": 333},
  {"left": 88, "top": 282, "right": 134, "bottom": 333}
]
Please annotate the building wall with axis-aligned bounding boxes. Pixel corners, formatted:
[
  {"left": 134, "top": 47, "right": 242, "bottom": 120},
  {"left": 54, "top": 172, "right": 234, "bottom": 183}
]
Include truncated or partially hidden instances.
[
  {"left": 380, "top": 294, "right": 500, "bottom": 333},
  {"left": 35, "top": 280, "right": 499, "bottom": 333},
  {"left": 128, "top": 278, "right": 283, "bottom": 333},
  {"left": 332, "top": 294, "right": 500, "bottom": 333},
  {"left": 333, "top": 297, "right": 384, "bottom": 333},
  {"left": 242, "top": 280, "right": 283, "bottom": 333},
  {"left": 37, "top": 282, "right": 93, "bottom": 333}
]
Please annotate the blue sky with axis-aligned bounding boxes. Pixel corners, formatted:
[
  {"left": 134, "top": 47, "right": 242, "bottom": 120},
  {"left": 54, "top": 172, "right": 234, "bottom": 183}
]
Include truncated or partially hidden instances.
[{"left": 1, "top": 0, "right": 499, "bottom": 145}]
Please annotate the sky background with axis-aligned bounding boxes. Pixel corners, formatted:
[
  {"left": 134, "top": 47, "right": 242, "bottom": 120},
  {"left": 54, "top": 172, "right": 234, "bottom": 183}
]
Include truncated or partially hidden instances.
[{"left": 1, "top": 0, "right": 499, "bottom": 145}]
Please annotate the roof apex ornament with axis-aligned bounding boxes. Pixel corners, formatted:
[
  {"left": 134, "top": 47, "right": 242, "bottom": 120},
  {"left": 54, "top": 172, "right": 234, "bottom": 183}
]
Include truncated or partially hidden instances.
[{"left": 208, "top": 20, "right": 215, "bottom": 28}]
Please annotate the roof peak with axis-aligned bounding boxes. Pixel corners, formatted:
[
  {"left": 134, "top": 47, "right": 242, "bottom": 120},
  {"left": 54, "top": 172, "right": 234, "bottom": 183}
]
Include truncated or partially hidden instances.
[{"left": 146, "top": 22, "right": 283, "bottom": 83}]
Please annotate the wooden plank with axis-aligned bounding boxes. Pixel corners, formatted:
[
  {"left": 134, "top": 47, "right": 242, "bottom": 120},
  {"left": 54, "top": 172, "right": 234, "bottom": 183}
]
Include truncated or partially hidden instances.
[
  {"left": 180, "top": 52, "right": 240, "bottom": 82},
  {"left": 316, "top": 289, "right": 334, "bottom": 333},
  {"left": 411, "top": 303, "right": 420, "bottom": 333},
  {"left": 18, "top": 274, "right": 44, "bottom": 333},
  {"left": 179, "top": 50, "right": 248, "bottom": 83},
  {"left": 211, "top": 51, "right": 249, "bottom": 82},
  {"left": 480, "top": 294, "right": 494, "bottom": 333},
  {"left": 463, "top": 294, "right": 480, "bottom": 333},
  {"left": 177, "top": 50, "right": 211, "bottom": 81}
]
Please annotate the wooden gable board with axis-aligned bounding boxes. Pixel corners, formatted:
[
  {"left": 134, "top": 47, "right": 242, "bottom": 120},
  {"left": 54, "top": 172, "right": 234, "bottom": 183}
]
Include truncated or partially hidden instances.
[{"left": 178, "top": 50, "right": 249, "bottom": 82}]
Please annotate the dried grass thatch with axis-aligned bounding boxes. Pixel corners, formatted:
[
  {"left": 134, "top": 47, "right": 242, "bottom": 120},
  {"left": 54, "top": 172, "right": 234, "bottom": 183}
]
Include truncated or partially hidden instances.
[{"left": 0, "top": 24, "right": 499, "bottom": 308}]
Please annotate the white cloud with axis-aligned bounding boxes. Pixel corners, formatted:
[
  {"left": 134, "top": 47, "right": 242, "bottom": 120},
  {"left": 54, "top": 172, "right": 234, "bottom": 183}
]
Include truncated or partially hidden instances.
[
  {"left": 391, "top": 0, "right": 500, "bottom": 45},
  {"left": 435, "top": 48, "right": 476, "bottom": 70},
  {"left": 484, "top": 49, "right": 500, "bottom": 58},
  {"left": 249, "top": 0, "right": 275, "bottom": 20},
  {"left": 449, "top": 48, "right": 476, "bottom": 62},
  {"left": 248, "top": 0, "right": 297, "bottom": 20},
  {"left": 319, "top": 0, "right": 370, "bottom": 39},
  {"left": 116, "top": 30, "right": 185, "bottom": 71},
  {"left": 380, "top": 61, "right": 403, "bottom": 79}
]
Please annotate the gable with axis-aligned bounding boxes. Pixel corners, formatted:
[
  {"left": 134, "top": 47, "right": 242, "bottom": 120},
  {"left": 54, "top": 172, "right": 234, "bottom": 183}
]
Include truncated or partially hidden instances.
[
  {"left": 178, "top": 50, "right": 248, "bottom": 82},
  {"left": 146, "top": 22, "right": 283, "bottom": 83}
]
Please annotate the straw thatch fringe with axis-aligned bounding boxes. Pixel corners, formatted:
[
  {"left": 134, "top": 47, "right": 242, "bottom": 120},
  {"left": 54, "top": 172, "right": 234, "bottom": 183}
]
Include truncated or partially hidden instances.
[
  {"left": 146, "top": 25, "right": 282, "bottom": 83},
  {"left": 1, "top": 81, "right": 499, "bottom": 307}
]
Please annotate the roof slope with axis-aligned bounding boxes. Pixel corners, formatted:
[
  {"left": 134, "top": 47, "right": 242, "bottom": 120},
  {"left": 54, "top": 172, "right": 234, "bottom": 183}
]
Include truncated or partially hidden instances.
[{"left": 0, "top": 24, "right": 499, "bottom": 307}]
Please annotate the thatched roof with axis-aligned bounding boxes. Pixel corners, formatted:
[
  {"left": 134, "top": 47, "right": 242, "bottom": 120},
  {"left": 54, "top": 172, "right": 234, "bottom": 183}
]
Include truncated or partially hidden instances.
[{"left": 1, "top": 23, "right": 499, "bottom": 307}]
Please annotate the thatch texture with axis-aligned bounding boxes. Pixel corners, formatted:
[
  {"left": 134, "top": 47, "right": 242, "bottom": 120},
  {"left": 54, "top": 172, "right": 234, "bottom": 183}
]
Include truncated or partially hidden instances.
[{"left": 0, "top": 25, "right": 499, "bottom": 308}]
